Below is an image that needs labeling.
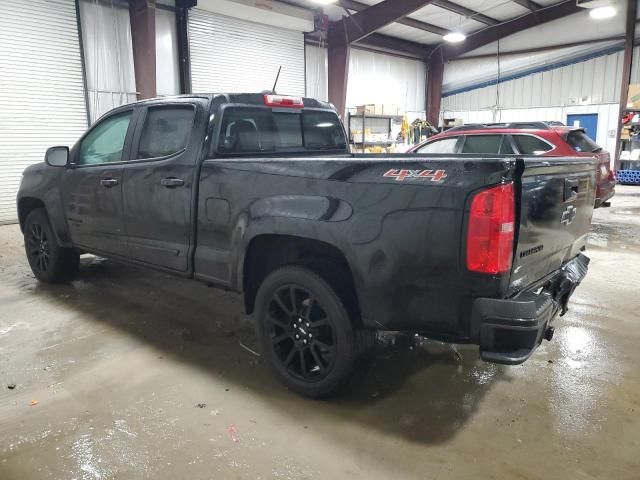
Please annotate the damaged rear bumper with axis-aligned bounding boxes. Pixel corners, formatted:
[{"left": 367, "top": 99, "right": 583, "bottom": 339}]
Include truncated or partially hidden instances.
[{"left": 470, "top": 253, "right": 590, "bottom": 365}]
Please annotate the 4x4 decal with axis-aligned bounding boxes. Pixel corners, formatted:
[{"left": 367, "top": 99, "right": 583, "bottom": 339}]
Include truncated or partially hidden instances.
[{"left": 383, "top": 169, "right": 447, "bottom": 182}]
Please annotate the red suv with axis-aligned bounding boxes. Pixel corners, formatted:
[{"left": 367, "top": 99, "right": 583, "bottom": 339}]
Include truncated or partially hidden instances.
[{"left": 410, "top": 122, "right": 615, "bottom": 207}]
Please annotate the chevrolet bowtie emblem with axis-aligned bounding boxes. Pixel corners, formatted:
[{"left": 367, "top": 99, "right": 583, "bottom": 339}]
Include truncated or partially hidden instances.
[{"left": 561, "top": 205, "right": 577, "bottom": 225}]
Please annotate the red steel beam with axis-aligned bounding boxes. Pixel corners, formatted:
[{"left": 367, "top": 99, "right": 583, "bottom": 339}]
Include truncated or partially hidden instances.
[
  {"left": 615, "top": 0, "right": 638, "bottom": 170},
  {"left": 334, "top": 0, "right": 436, "bottom": 46},
  {"left": 339, "top": 0, "right": 448, "bottom": 36},
  {"left": 440, "top": 0, "right": 583, "bottom": 61},
  {"left": 129, "top": 0, "right": 157, "bottom": 99},
  {"left": 426, "top": 56, "right": 444, "bottom": 125}
]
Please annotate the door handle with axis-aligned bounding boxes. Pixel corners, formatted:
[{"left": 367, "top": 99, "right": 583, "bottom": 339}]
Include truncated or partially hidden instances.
[
  {"left": 160, "top": 177, "right": 185, "bottom": 188},
  {"left": 100, "top": 178, "right": 119, "bottom": 188},
  {"left": 564, "top": 178, "right": 579, "bottom": 202}
]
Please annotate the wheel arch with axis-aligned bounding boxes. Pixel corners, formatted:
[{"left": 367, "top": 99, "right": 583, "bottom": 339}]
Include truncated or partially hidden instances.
[
  {"left": 18, "top": 196, "right": 46, "bottom": 232},
  {"left": 241, "top": 234, "right": 361, "bottom": 324}
]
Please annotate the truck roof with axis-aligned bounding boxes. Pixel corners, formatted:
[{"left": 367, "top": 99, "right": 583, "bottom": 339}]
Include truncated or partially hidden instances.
[{"left": 129, "top": 93, "right": 335, "bottom": 111}]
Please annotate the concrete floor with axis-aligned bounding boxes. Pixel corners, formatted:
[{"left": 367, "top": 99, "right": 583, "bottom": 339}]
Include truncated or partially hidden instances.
[{"left": 1, "top": 187, "right": 639, "bottom": 480}]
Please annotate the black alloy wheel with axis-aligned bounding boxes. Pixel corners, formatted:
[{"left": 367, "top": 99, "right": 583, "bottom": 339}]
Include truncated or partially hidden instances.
[
  {"left": 23, "top": 208, "right": 80, "bottom": 283},
  {"left": 266, "top": 284, "right": 337, "bottom": 382},
  {"left": 26, "top": 221, "right": 51, "bottom": 275}
]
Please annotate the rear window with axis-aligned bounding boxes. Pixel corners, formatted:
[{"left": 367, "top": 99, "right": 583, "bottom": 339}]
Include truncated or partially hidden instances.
[
  {"left": 513, "top": 135, "right": 554, "bottom": 155},
  {"left": 566, "top": 130, "right": 601, "bottom": 153},
  {"left": 217, "top": 107, "right": 346, "bottom": 154}
]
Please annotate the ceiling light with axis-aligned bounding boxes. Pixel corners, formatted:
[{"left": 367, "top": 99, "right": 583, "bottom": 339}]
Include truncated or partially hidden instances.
[
  {"left": 443, "top": 32, "right": 466, "bottom": 43},
  {"left": 310, "top": 0, "right": 338, "bottom": 4},
  {"left": 589, "top": 6, "right": 617, "bottom": 19}
]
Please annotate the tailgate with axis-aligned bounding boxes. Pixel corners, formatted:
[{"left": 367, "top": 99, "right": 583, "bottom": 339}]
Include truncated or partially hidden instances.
[{"left": 508, "top": 157, "right": 595, "bottom": 294}]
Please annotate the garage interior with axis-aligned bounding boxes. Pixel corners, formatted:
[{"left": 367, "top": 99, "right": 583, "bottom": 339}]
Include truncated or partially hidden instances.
[{"left": 1, "top": 0, "right": 640, "bottom": 478}]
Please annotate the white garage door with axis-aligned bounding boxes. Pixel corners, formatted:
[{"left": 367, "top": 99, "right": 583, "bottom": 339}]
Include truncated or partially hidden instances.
[
  {"left": 188, "top": 9, "right": 305, "bottom": 96},
  {"left": 0, "top": 0, "right": 88, "bottom": 224}
]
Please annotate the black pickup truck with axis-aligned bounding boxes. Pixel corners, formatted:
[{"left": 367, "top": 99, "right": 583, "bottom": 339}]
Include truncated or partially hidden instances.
[{"left": 17, "top": 93, "right": 593, "bottom": 397}]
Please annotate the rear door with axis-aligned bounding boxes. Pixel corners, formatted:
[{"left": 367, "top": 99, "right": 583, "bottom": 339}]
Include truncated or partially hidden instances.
[
  {"left": 508, "top": 157, "right": 596, "bottom": 293},
  {"left": 120, "top": 101, "right": 204, "bottom": 271},
  {"left": 62, "top": 109, "right": 135, "bottom": 255}
]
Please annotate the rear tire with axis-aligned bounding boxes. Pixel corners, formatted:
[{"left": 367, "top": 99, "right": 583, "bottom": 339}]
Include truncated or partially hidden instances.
[
  {"left": 24, "top": 208, "right": 79, "bottom": 283},
  {"left": 256, "top": 265, "right": 372, "bottom": 398}
]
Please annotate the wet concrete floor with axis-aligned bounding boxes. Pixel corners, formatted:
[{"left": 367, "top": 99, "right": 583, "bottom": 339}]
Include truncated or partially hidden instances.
[{"left": 1, "top": 186, "right": 639, "bottom": 479}]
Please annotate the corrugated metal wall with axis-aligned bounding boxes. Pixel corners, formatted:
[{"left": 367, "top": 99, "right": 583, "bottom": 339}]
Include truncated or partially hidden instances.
[
  {"left": 305, "top": 45, "right": 426, "bottom": 116},
  {"left": 442, "top": 49, "right": 625, "bottom": 111},
  {"left": 632, "top": 46, "right": 640, "bottom": 85},
  {"left": 189, "top": 9, "right": 305, "bottom": 96},
  {"left": 0, "top": 0, "right": 88, "bottom": 224}
]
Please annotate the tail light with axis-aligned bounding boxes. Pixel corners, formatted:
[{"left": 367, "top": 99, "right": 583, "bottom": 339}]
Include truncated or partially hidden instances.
[
  {"left": 264, "top": 94, "right": 304, "bottom": 108},
  {"left": 466, "top": 183, "right": 515, "bottom": 274}
]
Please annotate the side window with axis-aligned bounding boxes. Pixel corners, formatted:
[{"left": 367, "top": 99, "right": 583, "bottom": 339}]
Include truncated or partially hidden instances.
[
  {"left": 566, "top": 130, "right": 601, "bottom": 153},
  {"left": 136, "top": 106, "right": 196, "bottom": 159},
  {"left": 416, "top": 137, "right": 458, "bottom": 154},
  {"left": 461, "top": 135, "right": 502, "bottom": 154},
  {"left": 513, "top": 135, "right": 554, "bottom": 155},
  {"left": 78, "top": 111, "right": 132, "bottom": 165}
]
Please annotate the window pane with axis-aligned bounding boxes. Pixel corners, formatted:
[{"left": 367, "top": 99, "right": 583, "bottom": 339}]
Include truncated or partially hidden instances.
[
  {"left": 461, "top": 135, "right": 502, "bottom": 154},
  {"left": 218, "top": 107, "right": 346, "bottom": 154},
  {"left": 301, "top": 110, "right": 346, "bottom": 150},
  {"left": 137, "top": 106, "right": 195, "bottom": 159},
  {"left": 79, "top": 111, "right": 132, "bottom": 165},
  {"left": 514, "top": 135, "right": 553, "bottom": 155},
  {"left": 566, "top": 130, "right": 601, "bottom": 153},
  {"left": 417, "top": 137, "right": 458, "bottom": 154},
  {"left": 500, "top": 137, "right": 515, "bottom": 154}
]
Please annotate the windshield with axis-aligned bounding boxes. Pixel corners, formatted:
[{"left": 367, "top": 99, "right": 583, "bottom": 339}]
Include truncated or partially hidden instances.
[
  {"left": 566, "top": 130, "right": 601, "bottom": 153},
  {"left": 217, "top": 107, "right": 347, "bottom": 155}
]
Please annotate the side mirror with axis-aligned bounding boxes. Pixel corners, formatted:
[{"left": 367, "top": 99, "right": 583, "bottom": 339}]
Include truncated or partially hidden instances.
[{"left": 45, "top": 146, "right": 69, "bottom": 167}]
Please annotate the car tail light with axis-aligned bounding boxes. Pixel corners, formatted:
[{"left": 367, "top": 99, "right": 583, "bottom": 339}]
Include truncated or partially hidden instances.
[
  {"left": 466, "top": 183, "right": 515, "bottom": 274},
  {"left": 264, "top": 94, "right": 304, "bottom": 108}
]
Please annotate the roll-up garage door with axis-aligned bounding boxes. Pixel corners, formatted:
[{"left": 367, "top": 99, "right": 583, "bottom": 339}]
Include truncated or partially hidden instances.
[
  {"left": 0, "top": 0, "right": 88, "bottom": 224},
  {"left": 188, "top": 9, "right": 305, "bottom": 96}
]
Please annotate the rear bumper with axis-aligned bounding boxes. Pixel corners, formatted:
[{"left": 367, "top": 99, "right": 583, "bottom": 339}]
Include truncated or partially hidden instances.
[
  {"left": 595, "top": 182, "right": 615, "bottom": 207},
  {"left": 470, "top": 253, "right": 590, "bottom": 365}
]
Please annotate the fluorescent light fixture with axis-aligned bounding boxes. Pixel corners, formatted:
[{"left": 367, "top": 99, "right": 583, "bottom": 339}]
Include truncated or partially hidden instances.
[
  {"left": 443, "top": 32, "right": 466, "bottom": 43},
  {"left": 310, "top": 0, "right": 338, "bottom": 4},
  {"left": 589, "top": 6, "right": 617, "bottom": 19}
]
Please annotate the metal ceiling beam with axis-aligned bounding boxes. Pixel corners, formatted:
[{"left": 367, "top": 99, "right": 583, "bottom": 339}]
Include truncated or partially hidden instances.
[
  {"left": 615, "top": 0, "right": 637, "bottom": 170},
  {"left": 338, "top": 0, "right": 448, "bottom": 37},
  {"left": 439, "top": 0, "right": 583, "bottom": 61},
  {"left": 354, "top": 33, "right": 432, "bottom": 59},
  {"left": 432, "top": 0, "right": 499, "bottom": 26},
  {"left": 509, "top": 0, "right": 542, "bottom": 11},
  {"left": 331, "top": 0, "right": 436, "bottom": 46}
]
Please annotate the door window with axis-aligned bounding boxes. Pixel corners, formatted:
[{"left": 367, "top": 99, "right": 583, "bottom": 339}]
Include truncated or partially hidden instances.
[
  {"left": 78, "top": 111, "right": 132, "bottom": 165},
  {"left": 136, "top": 106, "right": 196, "bottom": 159},
  {"left": 513, "top": 135, "right": 554, "bottom": 155},
  {"left": 461, "top": 135, "right": 502, "bottom": 154},
  {"left": 416, "top": 137, "right": 458, "bottom": 154}
]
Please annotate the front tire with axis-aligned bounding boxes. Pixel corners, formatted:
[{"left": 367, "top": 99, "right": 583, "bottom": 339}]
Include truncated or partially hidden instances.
[
  {"left": 256, "top": 265, "right": 365, "bottom": 398},
  {"left": 24, "top": 208, "right": 79, "bottom": 283}
]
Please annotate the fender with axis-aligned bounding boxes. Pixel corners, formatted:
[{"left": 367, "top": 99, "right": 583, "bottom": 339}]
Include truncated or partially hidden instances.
[
  {"left": 229, "top": 194, "right": 355, "bottom": 293},
  {"left": 17, "top": 163, "right": 73, "bottom": 248}
]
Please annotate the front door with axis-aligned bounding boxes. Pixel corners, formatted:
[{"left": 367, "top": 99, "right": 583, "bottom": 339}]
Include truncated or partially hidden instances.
[
  {"left": 62, "top": 109, "right": 134, "bottom": 255},
  {"left": 120, "top": 102, "right": 202, "bottom": 271},
  {"left": 567, "top": 114, "right": 598, "bottom": 142}
]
